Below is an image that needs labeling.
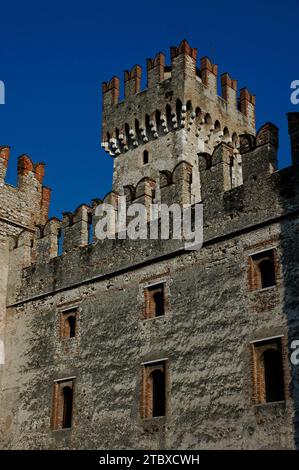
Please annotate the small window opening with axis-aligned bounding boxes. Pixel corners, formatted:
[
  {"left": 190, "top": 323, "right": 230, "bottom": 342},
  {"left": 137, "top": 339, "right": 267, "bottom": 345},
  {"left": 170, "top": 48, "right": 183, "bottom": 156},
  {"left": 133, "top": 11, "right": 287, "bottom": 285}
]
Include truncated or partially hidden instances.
[
  {"left": 152, "top": 369, "right": 166, "bottom": 417},
  {"left": 252, "top": 337, "right": 285, "bottom": 404},
  {"left": 144, "top": 283, "right": 165, "bottom": 319},
  {"left": 61, "top": 309, "right": 78, "bottom": 339},
  {"left": 141, "top": 361, "right": 167, "bottom": 419},
  {"left": 62, "top": 386, "right": 73, "bottom": 428},
  {"left": 143, "top": 150, "right": 149, "bottom": 165},
  {"left": 249, "top": 249, "right": 276, "bottom": 291}
]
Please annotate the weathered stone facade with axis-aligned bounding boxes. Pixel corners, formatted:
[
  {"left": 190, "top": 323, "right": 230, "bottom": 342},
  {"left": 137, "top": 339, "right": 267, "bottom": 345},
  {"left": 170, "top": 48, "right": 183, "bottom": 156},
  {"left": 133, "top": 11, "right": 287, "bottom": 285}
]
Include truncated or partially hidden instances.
[{"left": 0, "top": 40, "right": 299, "bottom": 449}]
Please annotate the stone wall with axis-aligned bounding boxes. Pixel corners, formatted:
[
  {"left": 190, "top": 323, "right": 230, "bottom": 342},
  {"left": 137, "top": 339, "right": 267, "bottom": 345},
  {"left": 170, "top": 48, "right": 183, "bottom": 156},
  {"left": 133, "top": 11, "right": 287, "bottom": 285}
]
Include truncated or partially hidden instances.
[{"left": 1, "top": 40, "right": 299, "bottom": 450}]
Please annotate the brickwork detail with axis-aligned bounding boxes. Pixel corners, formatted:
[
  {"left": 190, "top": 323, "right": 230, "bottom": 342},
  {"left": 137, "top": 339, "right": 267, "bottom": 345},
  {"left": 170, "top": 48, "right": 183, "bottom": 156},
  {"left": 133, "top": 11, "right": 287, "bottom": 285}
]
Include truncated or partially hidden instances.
[
  {"left": 1, "top": 41, "right": 299, "bottom": 451},
  {"left": 251, "top": 337, "right": 286, "bottom": 405},
  {"left": 140, "top": 361, "right": 167, "bottom": 419},
  {"left": 51, "top": 379, "right": 75, "bottom": 430}
]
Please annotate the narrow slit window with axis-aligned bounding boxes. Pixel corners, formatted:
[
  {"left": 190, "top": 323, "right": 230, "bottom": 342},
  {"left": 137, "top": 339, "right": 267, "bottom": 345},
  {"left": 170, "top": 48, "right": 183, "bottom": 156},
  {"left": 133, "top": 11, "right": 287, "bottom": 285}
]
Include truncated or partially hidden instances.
[
  {"left": 152, "top": 369, "right": 166, "bottom": 417},
  {"left": 67, "top": 316, "right": 76, "bottom": 338},
  {"left": 259, "top": 259, "right": 276, "bottom": 289},
  {"left": 52, "top": 379, "right": 75, "bottom": 430},
  {"left": 143, "top": 150, "right": 149, "bottom": 165},
  {"left": 249, "top": 249, "right": 277, "bottom": 291},
  {"left": 140, "top": 361, "right": 167, "bottom": 419},
  {"left": 144, "top": 283, "right": 165, "bottom": 319},
  {"left": 153, "top": 291, "right": 164, "bottom": 317},
  {"left": 60, "top": 309, "right": 78, "bottom": 339},
  {"left": 62, "top": 386, "right": 73, "bottom": 428},
  {"left": 251, "top": 337, "right": 285, "bottom": 404}
]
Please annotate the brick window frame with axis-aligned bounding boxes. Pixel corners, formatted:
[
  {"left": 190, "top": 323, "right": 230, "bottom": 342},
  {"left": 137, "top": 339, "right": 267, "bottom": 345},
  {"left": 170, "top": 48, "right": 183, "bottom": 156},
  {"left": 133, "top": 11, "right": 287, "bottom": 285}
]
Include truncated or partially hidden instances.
[
  {"left": 140, "top": 276, "right": 171, "bottom": 320},
  {"left": 140, "top": 360, "right": 168, "bottom": 419},
  {"left": 143, "top": 283, "right": 166, "bottom": 319},
  {"left": 51, "top": 377, "right": 75, "bottom": 430},
  {"left": 60, "top": 308, "right": 78, "bottom": 339},
  {"left": 248, "top": 247, "right": 278, "bottom": 291},
  {"left": 251, "top": 336, "right": 287, "bottom": 405},
  {"left": 58, "top": 305, "right": 79, "bottom": 340}
]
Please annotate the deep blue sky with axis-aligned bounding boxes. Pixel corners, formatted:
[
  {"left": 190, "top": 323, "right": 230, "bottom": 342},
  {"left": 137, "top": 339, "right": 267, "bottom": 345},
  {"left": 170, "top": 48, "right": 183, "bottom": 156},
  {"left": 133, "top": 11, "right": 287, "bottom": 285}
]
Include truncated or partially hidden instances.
[{"left": 0, "top": 0, "right": 298, "bottom": 218}]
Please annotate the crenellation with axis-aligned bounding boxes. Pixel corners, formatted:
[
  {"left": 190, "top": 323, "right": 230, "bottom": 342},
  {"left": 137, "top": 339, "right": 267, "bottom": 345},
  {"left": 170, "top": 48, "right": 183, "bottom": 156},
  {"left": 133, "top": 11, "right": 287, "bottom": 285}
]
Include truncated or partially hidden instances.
[
  {"left": 17, "top": 120, "right": 296, "bottom": 270},
  {"left": 124, "top": 65, "right": 142, "bottom": 99},
  {"left": 221, "top": 73, "right": 237, "bottom": 111},
  {"left": 0, "top": 146, "right": 10, "bottom": 184},
  {"left": 101, "top": 40, "right": 256, "bottom": 182},
  {"left": 62, "top": 204, "right": 92, "bottom": 254},
  {"left": 256, "top": 122, "right": 279, "bottom": 149},
  {"left": 34, "top": 217, "right": 61, "bottom": 263},
  {"left": 2, "top": 41, "right": 299, "bottom": 451},
  {"left": 17, "top": 155, "right": 46, "bottom": 191},
  {"left": 102, "top": 76, "right": 120, "bottom": 107},
  {"left": 170, "top": 39, "right": 197, "bottom": 82},
  {"left": 0, "top": 151, "right": 51, "bottom": 233},
  {"left": 200, "top": 56, "right": 218, "bottom": 95},
  {"left": 239, "top": 87, "right": 256, "bottom": 129},
  {"left": 146, "top": 52, "right": 165, "bottom": 88},
  {"left": 41, "top": 187, "right": 52, "bottom": 225}
]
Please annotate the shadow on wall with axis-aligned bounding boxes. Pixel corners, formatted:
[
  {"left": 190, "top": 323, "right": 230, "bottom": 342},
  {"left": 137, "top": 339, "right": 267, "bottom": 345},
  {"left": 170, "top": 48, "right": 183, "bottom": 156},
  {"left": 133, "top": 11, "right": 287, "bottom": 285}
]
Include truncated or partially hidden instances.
[{"left": 281, "top": 112, "right": 299, "bottom": 449}]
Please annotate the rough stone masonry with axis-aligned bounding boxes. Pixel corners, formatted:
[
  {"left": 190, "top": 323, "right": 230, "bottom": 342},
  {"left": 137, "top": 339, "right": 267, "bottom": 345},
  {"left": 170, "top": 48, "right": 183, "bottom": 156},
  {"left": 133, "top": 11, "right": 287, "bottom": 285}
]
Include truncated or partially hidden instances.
[{"left": 0, "top": 39, "right": 299, "bottom": 449}]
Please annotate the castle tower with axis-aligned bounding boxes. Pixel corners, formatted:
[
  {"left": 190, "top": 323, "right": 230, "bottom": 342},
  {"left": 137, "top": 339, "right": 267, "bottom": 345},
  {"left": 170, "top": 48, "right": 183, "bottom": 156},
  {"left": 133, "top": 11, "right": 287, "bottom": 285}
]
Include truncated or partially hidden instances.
[
  {"left": 0, "top": 150, "right": 50, "bottom": 370},
  {"left": 101, "top": 40, "right": 255, "bottom": 205}
]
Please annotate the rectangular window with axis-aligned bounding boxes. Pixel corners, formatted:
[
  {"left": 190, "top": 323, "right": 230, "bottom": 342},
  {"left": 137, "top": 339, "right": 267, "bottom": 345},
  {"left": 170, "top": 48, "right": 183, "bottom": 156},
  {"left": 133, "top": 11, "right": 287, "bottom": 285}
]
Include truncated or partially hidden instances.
[
  {"left": 143, "top": 283, "right": 165, "bottom": 319},
  {"left": 52, "top": 378, "right": 75, "bottom": 430},
  {"left": 140, "top": 360, "right": 167, "bottom": 419},
  {"left": 60, "top": 308, "right": 78, "bottom": 339},
  {"left": 248, "top": 249, "right": 276, "bottom": 291},
  {"left": 251, "top": 337, "right": 285, "bottom": 404}
]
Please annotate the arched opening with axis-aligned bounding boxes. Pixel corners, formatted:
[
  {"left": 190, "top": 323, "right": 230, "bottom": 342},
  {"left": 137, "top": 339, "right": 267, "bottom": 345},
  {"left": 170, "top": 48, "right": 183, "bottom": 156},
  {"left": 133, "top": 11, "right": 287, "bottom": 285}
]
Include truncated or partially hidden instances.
[
  {"left": 151, "top": 370, "right": 166, "bottom": 417},
  {"left": 125, "top": 123, "right": 131, "bottom": 148},
  {"left": 166, "top": 104, "right": 172, "bottom": 130},
  {"left": 259, "top": 259, "right": 276, "bottom": 288},
  {"left": 155, "top": 109, "right": 163, "bottom": 134},
  {"left": 223, "top": 126, "right": 230, "bottom": 140},
  {"left": 186, "top": 100, "right": 193, "bottom": 112},
  {"left": 143, "top": 150, "right": 149, "bottom": 165},
  {"left": 214, "top": 120, "right": 221, "bottom": 131},
  {"left": 153, "top": 291, "right": 164, "bottom": 317},
  {"left": 135, "top": 119, "right": 142, "bottom": 145},
  {"left": 145, "top": 283, "right": 165, "bottom": 319},
  {"left": 61, "top": 309, "right": 78, "bottom": 339},
  {"left": 205, "top": 113, "right": 212, "bottom": 126},
  {"left": 263, "top": 349, "right": 285, "bottom": 402},
  {"left": 145, "top": 114, "right": 151, "bottom": 138},
  {"left": 176, "top": 99, "right": 182, "bottom": 127},
  {"left": 67, "top": 316, "right": 76, "bottom": 338},
  {"left": 195, "top": 106, "right": 201, "bottom": 118},
  {"left": 62, "top": 386, "right": 73, "bottom": 428}
]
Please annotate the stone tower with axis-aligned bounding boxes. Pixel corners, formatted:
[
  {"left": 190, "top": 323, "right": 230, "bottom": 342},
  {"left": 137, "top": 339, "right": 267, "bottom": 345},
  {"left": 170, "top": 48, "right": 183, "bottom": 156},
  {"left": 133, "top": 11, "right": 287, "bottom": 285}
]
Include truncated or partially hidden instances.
[
  {"left": 101, "top": 39, "right": 255, "bottom": 204},
  {"left": 0, "top": 149, "right": 50, "bottom": 370},
  {"left": 1, "top": 40, "right": 299, "bottom": 451}
]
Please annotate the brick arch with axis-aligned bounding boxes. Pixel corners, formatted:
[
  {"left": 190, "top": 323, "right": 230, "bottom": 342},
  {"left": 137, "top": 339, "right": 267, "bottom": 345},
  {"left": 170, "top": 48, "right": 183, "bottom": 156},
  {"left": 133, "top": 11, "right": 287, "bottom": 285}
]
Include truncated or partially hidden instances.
[
  {"left": 134, "top": 176, "right": 156, "bottom": 200},
  {"left": 159, "top": 170, "right": 172, "bottom": 188},
  {"left": 123, "top": 185, "right": 135, "bottom": 203}
]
